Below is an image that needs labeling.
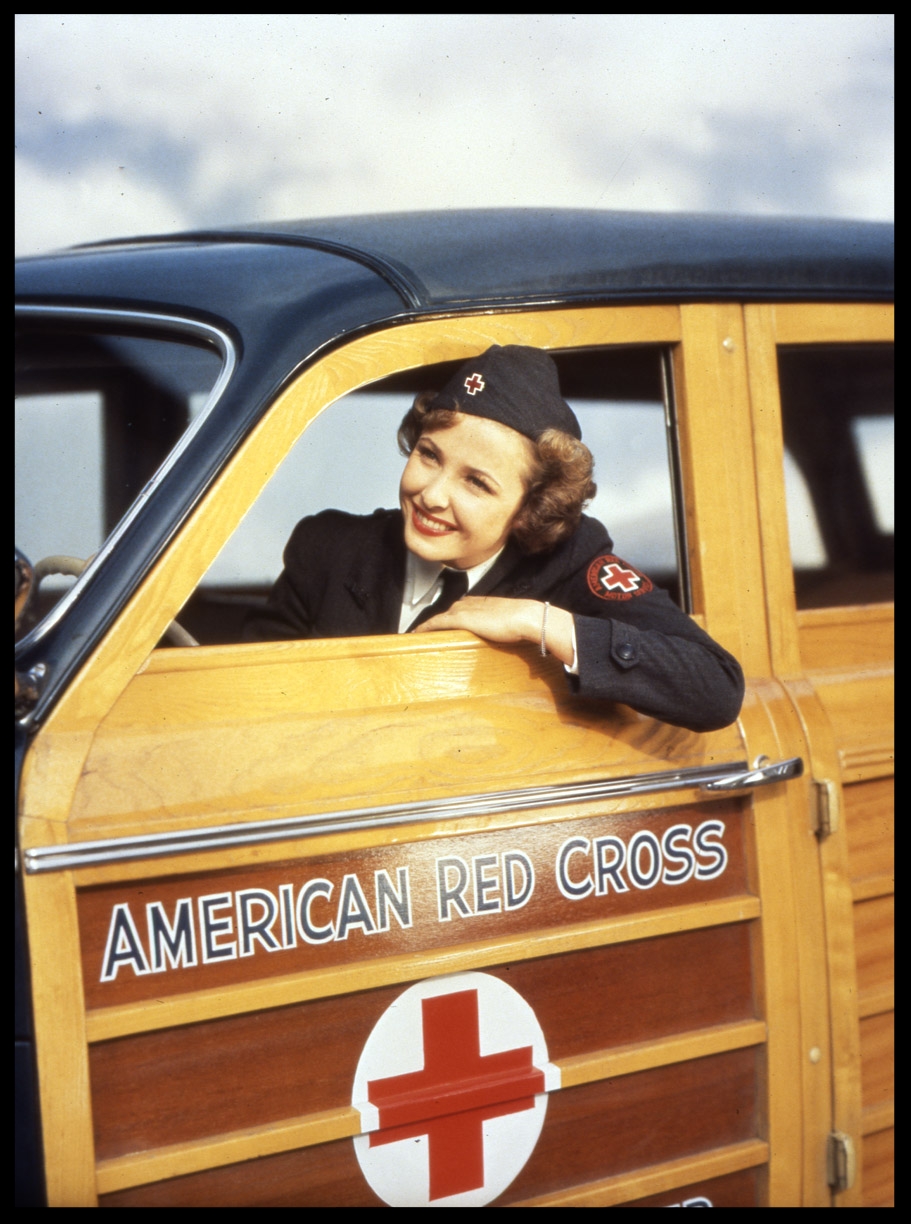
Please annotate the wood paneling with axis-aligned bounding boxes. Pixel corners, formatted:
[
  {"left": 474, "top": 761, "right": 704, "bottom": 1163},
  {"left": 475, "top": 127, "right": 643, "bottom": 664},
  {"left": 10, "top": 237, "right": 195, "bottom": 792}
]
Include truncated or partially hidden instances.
[
  {"left": 90, "top": 923, "right": 754, "bottom": 1160},
  {"left": 844, "top": 779, "right": 894, "bottom": 890},
  {"left": 797, "top": 605, "right": 894, "bottom": 673},
  {"left": 516, "top": 1140, "right": 768, "bottom": 1206},
  {"left": 99, "top": 1128, "right": 386, "bottom": 1208},
  {"left": 768, "top": 302, "right": 893, "bottom": 347},
  {"left": 71, "top": 648, "right": 714, "bottom": 836},
  {"left": 861, "top": 1126, "right": 894, "bottom": 1208},
  {"left": 676, "top": 304, "right": 767, "bottom": 671},
  {"left": 98, "top": 1048, "right": 758, "bottom": 1207},
  {"left": 78, "top": 800, "right": 747, "bottom": 1009},
  {"left": 854, "top": 896, "right": 894, "bottom": 1002},
  {"left": 859, "top": 1012, "right": 894, "bottom": 1111},
  {"left": 617, "top": 1166, "right": 761, "bottom": 1208},
  {"left": 20, "top": 868, "right": 97, "bottom": 1206},
  {"left": 806, "top": 669, "right": 893, "bottom": 778}
]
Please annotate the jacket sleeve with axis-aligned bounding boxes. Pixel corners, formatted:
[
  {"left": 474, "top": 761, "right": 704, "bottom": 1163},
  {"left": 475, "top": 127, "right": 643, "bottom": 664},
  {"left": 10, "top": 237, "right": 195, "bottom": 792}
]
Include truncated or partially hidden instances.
[
  {"left": 568, "top": 611, "right": 744, "bottom": 732},
  {"left": 557, "top": 554, "right": 745, "bottom": 732}
]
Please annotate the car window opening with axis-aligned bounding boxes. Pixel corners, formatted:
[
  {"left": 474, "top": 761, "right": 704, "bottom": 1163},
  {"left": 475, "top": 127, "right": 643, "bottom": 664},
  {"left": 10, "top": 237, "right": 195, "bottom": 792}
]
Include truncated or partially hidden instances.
[{"left": 183, "top": 346, "right": 686, "bottom": 647}]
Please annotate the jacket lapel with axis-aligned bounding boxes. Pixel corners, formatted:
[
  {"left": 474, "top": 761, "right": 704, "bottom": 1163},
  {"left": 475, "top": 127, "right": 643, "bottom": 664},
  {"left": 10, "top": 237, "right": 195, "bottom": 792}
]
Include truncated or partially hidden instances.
[
  {"left": 474, "top": 541, "right": 536, "bottom": 598},
  {"left": 343, "top": 510, "right": 407, "bottom": 633},
  {"left": 475, "top": 517, "right": 613, "bottom": 601}
]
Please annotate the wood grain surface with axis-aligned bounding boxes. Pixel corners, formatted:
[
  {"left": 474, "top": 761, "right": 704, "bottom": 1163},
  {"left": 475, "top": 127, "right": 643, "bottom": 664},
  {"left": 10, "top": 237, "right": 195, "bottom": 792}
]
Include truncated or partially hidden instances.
[
  {"left": 98, "top": 1047, "right": 758, "bottom": 1206},
  {"left": 89, "top": 922, "right": 754, "bottom": 1160},
  {"left": 79, "top": 799, "right": 746, "bottom": 1009}
]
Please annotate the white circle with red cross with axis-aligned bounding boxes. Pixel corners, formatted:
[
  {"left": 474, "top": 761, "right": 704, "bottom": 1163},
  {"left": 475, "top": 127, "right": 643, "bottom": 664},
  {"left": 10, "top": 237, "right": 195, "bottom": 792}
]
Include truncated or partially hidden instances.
[{"left": 352, "top": 972, "right": 560, "bottom": 1207}]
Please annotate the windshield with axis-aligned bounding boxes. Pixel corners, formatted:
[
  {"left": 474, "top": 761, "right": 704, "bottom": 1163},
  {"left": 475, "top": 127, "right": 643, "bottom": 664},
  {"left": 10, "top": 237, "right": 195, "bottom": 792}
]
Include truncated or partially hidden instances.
[{"left": 15, "top": 319, "right": 225, "bottom": 639}]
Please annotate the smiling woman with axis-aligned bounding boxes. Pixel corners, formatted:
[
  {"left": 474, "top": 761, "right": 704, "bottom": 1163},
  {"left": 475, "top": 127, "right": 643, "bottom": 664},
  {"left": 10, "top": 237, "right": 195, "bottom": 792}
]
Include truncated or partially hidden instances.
[
  {"left": 243, "top": 345, "right": 744, "bottom": 733},
  {"left": 399, "top": 415, "right": 532, "bottom": 570}
]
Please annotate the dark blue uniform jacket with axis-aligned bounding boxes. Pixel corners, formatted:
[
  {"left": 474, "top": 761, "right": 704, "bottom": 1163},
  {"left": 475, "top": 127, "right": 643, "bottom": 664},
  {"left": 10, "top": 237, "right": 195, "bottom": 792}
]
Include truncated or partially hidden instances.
[{"left": 244, "top": 509, "right": 745, "bottom": 733}]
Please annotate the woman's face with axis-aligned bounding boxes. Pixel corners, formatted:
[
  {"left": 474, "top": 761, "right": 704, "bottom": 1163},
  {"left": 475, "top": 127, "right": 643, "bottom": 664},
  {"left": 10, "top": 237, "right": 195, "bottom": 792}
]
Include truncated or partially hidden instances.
[{"left": 399, "top": 413, "right": 534, "bottom": 570}]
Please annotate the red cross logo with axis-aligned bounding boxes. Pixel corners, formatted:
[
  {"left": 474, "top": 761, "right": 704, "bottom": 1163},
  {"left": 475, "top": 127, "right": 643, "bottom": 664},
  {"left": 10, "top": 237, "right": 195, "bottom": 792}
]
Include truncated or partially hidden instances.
[
  {"left": 586, "top": 554, "right": 653, "bottom": 601},
  {"left": 368, "top": 989, "right": 543, "bottom": 1200},
  {"left": 353, "top": 973, "right": 559, "bottom": 1206},
  {"left": 600, "top": 562, "right": 640, "bottom": 592},
  {"left": 464, "top": 372, "right": 485, "bottom": 395}
]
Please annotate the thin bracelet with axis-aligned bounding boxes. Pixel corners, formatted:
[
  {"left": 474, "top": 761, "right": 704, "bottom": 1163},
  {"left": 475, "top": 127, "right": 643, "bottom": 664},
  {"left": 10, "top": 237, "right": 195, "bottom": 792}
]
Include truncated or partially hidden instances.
[{"left": 540, "top": 602, "right": 550, "bottom": 656}]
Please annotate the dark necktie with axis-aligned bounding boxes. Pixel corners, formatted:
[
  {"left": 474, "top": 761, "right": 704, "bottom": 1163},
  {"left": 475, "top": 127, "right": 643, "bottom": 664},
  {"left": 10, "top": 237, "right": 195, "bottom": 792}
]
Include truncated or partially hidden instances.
[{"left": 407, "top": 567, "right": 469, "bottom": 631}]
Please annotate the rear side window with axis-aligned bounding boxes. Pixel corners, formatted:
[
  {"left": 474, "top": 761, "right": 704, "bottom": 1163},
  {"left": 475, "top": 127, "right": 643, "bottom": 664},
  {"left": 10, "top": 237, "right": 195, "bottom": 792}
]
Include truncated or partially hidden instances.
[{"left": 778, "top": 344, "right": 893, "bottom": 609}]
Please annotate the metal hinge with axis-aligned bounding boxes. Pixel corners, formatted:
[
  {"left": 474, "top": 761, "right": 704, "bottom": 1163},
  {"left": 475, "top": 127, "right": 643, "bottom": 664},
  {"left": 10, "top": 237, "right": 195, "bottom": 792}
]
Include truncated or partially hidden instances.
[
  {"left": 826, "top": 1130, "right": 856, "bottom": 1193},
  {"left": 815, "top": 779, "right": 840, "bottom": 839}
]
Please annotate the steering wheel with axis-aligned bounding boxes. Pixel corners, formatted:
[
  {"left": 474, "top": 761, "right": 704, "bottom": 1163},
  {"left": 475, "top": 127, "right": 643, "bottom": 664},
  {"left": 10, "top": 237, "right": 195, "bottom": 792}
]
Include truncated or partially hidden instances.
[{"left": 20, "top": 553, "right": 198, "bottom": 647}]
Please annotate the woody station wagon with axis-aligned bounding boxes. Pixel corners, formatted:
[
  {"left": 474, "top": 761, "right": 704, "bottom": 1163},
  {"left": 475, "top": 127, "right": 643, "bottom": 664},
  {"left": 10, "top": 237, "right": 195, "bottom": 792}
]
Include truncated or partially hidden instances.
[{"left": 15, "top": 210, "right": 893, "bottom": 1206}]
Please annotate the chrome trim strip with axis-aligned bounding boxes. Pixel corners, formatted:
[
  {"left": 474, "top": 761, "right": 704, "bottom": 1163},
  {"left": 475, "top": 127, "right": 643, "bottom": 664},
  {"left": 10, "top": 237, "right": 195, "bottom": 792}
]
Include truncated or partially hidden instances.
[
  {"left": 702, "top": 756, "right": 803, "bottom": 791},
  {"left": 14, "top": 305, "right": 237, "bottom": 652},
  {"left": 24, "top": 760, "right": 762, "bottom": 873}
]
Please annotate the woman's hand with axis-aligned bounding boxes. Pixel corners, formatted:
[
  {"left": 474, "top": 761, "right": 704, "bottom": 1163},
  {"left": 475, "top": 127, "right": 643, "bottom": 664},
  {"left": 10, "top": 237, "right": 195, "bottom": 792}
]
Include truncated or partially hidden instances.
[{"left": 413, "top": 596, "right": 575, "bottom": 667}]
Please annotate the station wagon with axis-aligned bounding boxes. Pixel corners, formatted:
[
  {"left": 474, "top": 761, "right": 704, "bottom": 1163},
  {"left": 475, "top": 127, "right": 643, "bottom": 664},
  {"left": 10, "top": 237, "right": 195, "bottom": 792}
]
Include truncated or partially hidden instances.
[{"left": 15, "top": 209, "right": 893, "bottom": 1206}]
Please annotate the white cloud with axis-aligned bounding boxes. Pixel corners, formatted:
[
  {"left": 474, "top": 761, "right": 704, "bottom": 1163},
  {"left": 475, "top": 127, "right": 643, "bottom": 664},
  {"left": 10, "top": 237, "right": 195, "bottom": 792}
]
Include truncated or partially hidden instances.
[
  {"left": 829, "top": 136, "right": 896, "bottom": 221},
  {"left": 15, "top": 13, "right": 893, "bottom": 256},
  {"left": 15, "top": 153, "right": 192, "bottom": 256}
]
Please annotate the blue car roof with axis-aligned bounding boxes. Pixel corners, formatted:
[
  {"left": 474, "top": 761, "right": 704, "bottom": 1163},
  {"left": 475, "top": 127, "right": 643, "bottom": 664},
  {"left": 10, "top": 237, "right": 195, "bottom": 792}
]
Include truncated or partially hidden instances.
[{"left": 59, "top": 207, "right": 894, "bottom": 310}]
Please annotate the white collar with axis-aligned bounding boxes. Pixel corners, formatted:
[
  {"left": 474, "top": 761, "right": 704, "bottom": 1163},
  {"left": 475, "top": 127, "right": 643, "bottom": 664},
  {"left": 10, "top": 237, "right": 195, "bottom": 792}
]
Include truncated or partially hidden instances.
[{"left": 403, "top": 547, "right": 505, "bottom": 609}]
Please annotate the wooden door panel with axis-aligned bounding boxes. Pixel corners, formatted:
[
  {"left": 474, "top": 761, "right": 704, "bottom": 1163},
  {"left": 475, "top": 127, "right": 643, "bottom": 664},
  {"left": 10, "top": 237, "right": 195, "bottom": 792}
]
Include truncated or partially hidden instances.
[
  {"left": 77, "top": 797, "right": 749, "bottom": 1009},
  {"left": 807, "top": 670, "right": 893, "bottom": 780},
  {"left": 845, "top": 778, "right": 894, "bottom": 897},
  {"left": 745, "top": 302, "right": 894, "bottom": 1206},
  {"left": 861, "top": 1127, "right": 894, "bottom": 1208},
  {"left": 604, "top": 1166, "right": 762, "bottom": 1207},
  {"left": 68, "top": 638, "right": 736, "bottom": 840},
  {"left": 854, "top": 895, "right": 894, "bottom": 1004},
  {"left": 859, "top": 1012, "right": 894, "bottom": 1111},
  {"left": 98, "top": 1049, "right": 760, "bottom": 1206},
  {"left": 20, "top": 305, "right": 823, "bottom": 1205},
  {"left": 89, "top": 923, "right": 755, "bottom": 1161},
  {"left": 58, "top": 648, "right": 779, "bottom": 1205},
  {"left": 797, "top": 606, "right": 893, "bottom": 673}
]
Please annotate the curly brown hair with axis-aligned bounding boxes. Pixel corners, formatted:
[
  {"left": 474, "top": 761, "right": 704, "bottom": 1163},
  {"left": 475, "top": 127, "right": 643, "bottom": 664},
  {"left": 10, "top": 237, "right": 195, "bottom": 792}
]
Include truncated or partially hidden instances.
[{"left": 398, "top": 393, "right": 596, "bottom": 554}]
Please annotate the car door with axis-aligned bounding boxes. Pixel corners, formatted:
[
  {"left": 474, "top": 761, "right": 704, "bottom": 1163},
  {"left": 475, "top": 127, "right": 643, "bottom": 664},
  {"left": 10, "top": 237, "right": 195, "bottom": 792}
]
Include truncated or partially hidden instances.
[
  {"left": 745, "top": 302, "right": 894, "bottom": 1207},
  {"left": 20, "top": 303, "right": 821, "bottom": 1206}
]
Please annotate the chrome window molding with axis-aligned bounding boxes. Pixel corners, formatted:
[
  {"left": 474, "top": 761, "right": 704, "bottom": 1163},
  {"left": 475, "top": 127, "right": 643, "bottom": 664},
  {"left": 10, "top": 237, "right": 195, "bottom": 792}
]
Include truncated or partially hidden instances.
[
  {"left": 23, "top": 758, "right": 802, "bottom": 873},
  {"left": 14, "top": 304, "right": 237, "bottom": 653}
]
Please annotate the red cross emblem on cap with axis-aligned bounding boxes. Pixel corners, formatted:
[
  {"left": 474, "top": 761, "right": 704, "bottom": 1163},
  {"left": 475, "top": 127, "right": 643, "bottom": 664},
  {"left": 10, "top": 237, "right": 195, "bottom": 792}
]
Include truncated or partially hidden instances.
[
  {"left": 464, "top": 372, "right": 485, "bottom": 395},
  {"left": 353, "top": 973, "right": 559, "bottom": 1206}
]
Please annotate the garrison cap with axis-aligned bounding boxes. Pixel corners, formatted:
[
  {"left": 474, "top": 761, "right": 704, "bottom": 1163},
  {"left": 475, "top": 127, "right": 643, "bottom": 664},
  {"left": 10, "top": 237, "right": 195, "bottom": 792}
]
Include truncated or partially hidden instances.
[{"left": 430, "top": 345, "right": 581, "bottom": 442}]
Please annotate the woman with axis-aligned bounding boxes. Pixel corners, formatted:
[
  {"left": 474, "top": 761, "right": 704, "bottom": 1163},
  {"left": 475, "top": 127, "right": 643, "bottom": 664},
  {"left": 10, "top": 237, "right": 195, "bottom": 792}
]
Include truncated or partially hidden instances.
[{"left": 245, "top": 345, "right": 744, "bottom": 732}]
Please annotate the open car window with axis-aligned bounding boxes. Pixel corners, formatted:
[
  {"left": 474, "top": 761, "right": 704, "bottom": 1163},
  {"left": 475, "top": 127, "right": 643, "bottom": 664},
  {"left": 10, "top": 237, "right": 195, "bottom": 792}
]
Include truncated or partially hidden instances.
[
  {"left": 182, "top": 346, "right": 685, "bottom": 646},
  {"left": 778, "top": 343, "right": 894, "bottom": 609}
]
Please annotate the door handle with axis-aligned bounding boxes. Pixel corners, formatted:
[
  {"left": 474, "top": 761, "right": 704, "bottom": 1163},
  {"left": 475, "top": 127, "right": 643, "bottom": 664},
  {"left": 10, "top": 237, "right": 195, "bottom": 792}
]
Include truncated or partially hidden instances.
[{"left": 700, "top": 756, "right": 803, "bottom": 792}]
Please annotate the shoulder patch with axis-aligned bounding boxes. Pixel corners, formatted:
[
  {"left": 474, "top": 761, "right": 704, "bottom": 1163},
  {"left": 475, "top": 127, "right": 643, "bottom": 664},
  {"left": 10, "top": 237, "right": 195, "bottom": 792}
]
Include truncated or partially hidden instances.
[{"left": 586, "top": 554, "right": 654, "bottom": 601}]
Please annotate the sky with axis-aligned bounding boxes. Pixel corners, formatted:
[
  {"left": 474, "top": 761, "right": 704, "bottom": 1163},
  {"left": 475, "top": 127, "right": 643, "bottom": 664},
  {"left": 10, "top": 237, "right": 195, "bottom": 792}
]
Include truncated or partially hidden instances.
[{"left": 15, "top": 13, "right": 893, "bottom": 258}]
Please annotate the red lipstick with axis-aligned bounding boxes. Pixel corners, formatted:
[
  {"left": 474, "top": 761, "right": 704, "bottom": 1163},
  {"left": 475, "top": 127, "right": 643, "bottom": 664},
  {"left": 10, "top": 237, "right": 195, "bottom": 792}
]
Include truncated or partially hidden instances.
[{"left": 411, "top": 504, "right": 455, "bottom": 536}]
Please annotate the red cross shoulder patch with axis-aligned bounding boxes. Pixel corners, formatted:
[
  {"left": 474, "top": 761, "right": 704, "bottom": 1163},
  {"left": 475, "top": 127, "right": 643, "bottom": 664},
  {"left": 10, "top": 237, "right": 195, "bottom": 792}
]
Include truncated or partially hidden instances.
[{"left": 587, "top": 554, "right": 653, "bottom": 601}]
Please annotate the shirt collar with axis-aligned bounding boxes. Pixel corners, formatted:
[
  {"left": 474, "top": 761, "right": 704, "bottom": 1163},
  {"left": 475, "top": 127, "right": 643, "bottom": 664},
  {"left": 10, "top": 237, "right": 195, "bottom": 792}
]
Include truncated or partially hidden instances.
[{"left": 403, "top": 547, "right": 504, "bottom": 608}]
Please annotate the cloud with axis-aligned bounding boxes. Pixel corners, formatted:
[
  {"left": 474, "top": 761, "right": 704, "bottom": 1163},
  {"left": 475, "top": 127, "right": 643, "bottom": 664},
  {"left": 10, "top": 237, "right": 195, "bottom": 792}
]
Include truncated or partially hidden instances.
[
  {"left": 15, "top": 14, "right": 893, "bottom": 255},
  {"left": 15, "top": 153, "right": 192, "bottom": 255}
]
